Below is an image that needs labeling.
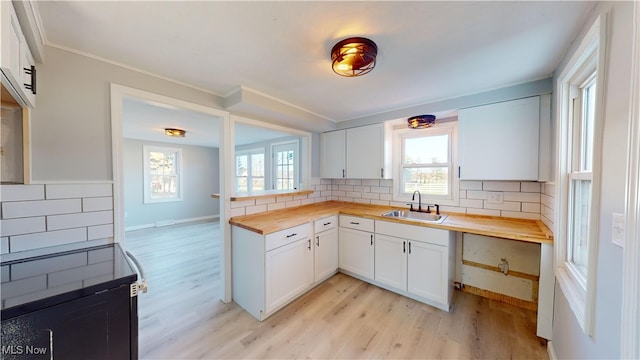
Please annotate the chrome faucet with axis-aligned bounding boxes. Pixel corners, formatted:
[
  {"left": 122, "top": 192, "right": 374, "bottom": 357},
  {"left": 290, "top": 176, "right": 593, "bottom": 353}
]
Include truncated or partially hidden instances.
[{"left": 411, "top": 190, "right": 422, "bottom": 212}]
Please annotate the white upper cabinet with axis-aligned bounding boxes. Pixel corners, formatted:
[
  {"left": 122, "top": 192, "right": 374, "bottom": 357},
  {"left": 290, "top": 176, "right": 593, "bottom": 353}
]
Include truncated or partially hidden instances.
[
  {"left": 320, "top": 130, "right": 346, "bottom": 178},
  {"left": 458, "top": 96, "right": 541, "bottom": 180},
  {"left": 320, "top": 123, "right": 392, "bottom": 179},
  {"left": 1, "top": 1, "right": 36, "bottom": 108}
]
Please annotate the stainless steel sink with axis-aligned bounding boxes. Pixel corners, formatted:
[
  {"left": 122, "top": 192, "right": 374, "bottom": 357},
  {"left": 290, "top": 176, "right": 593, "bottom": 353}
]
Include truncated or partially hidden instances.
[{"left": 381, "top": 210, "right": 447, "bottom": 223}]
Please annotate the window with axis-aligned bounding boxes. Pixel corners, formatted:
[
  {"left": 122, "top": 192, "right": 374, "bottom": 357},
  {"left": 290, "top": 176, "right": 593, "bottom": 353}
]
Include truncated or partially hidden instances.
[
  {"left": 556, "top": 16, "right": 604, "bottom": 335},
  {"left": 272, "top": 141, "right": 298, "bottom": 190},
  {"left": 393, "top": 122, "right": 457, "bottom": 205},
  {"left": 143, "top": 146, "right": 183, "bottom": 203},
  {"left": 235, "top": 148, "right": 265, "bottom": 193}
]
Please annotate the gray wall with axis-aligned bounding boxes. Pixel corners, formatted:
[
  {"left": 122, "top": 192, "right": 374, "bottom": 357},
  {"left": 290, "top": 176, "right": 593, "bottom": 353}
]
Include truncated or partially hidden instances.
[
  {"left": 30, "top": 45, "right": 224, "bottom": 182},
  {"left": 551, "top": 2, "right": 633, "bottom": 358},
  {"left": 123, "top": 139, "right": 219, "bottom": 228}
]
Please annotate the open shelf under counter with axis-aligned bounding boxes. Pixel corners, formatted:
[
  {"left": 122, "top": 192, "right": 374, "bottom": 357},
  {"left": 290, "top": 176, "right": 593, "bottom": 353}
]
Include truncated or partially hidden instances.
[{"left": 211, "top": 189, "right": 314, "bottom": 202}]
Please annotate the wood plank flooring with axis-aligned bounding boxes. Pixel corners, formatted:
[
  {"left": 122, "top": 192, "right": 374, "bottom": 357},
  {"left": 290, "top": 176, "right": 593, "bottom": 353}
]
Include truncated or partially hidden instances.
[{"left": 125, "top": 221, "right": 548, "bottom": 359}]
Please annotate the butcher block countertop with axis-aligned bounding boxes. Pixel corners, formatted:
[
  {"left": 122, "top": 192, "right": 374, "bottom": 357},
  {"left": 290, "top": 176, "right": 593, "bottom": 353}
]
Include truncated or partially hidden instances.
[{"left": 229, "top": 201, "right": 553, "bottom": 244}]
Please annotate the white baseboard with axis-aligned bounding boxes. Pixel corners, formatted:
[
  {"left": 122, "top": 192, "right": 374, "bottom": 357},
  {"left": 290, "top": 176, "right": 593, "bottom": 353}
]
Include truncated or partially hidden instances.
[
  {"left": 125, "top": 215, "right": 219, "bottom": 232},
  {"left": 547, "top": 341, "right": 557, "bottom": 360}
]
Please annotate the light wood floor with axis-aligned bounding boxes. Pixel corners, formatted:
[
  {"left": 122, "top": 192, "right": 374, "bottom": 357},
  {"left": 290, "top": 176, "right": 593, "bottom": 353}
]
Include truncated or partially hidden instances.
[{"left": 125, "top": 221, "right": 548, "bottom": 360}]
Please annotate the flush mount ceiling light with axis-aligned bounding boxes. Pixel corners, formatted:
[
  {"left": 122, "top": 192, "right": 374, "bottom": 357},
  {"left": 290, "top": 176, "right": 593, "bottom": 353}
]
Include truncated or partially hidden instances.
[
  {"left": 407, "top": 115, "right": 436, "bottom": 129},
  {"left": 331, "top": 37, "right": 378, "bottom": 77},
  {"left": 164, "top": 128, "right": 186, "bottom": 137}
]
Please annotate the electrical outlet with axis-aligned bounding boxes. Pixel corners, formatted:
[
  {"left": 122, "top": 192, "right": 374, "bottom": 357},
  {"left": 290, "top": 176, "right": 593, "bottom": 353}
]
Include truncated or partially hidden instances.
[
  {"left": 612, "top": 213, "right": 625, "bottom": 248},
  {"left": 486, "top": 191, "right": 504, "bottom": 204}
]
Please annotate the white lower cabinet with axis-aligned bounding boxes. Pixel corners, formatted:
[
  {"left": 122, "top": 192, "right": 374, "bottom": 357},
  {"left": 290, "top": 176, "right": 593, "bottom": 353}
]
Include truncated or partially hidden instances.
[
  {"left": 407, "top": 240, "right": 448, "bottom": 305},
  {"left": 338, "top": 215, "right": 375, "bottom": 280},
  {"left": 374, "top": 234, "right": 407, "bottom": 291},
  {"left": 265, "top": 237, "right": 313, "bottom": 314},
  {"left": 374, "top": 220, "right": 455, "bottom": 311},
  {"left": 313, "top": 216, "right": 338, "bottom": 282},
  {"left": 232, "top": 223, "right": 313, "bottom": 321}
]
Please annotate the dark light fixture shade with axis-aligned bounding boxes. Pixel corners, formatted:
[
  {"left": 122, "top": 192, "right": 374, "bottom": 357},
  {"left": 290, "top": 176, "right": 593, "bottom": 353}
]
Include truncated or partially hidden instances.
[
  {"left": 165, "top": 128, "right": 186, "bottom": 137},
  {"left": 407, "top": 115, "right": 436, "bottom": 129},
  {"left": 331, "top": 37, "right": 377, "bottom": 77}
]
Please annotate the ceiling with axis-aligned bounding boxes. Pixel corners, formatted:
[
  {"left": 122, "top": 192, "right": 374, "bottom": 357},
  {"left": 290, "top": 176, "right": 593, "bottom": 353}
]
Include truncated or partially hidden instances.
[{"left": 35, "top": 1, "right": 594, "bottom": 135}]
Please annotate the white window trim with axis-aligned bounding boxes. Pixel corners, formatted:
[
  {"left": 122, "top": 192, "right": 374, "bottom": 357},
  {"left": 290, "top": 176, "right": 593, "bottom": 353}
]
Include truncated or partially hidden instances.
[
  {"left": 270, "top": 139, "right": 300, "bottom": 190},
  {"left": 143, "top": 145, "right": 183, "bottom": 204},
  {"left": 554, "top": 15, "right": 606, "bottom": 336},
  {"left": 392, "top": 121, "right": 459, "bottom": 206},
  {"left": 235, "top": 147, "right": 265, "bottom": 193},
  {"left": 621, "top": 2, "right": 640, "bottom": 357}
]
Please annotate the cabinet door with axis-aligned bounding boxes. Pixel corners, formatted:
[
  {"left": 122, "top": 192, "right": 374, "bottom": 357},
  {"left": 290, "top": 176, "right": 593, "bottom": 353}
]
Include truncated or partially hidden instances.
[
  {"left": 407, "top": 240, "right": 447, "bottom": 304},
  {"left": 374, "top": 234, "right": 407, "bottom": 291},
  {"left": 458, "top": 96, "right": 540, "bottom": 180},
  {"left": 338, "top": 227, "right": 374, "bottom": 280},
  {"left": 346, "top": 124, "right": 384, "bottom": 179},
  {"left": 320, "top": 130, "right": 346, "bottom": 178},
  {"left": 314, "top": 227, "right": 338, "bottom": 282},
  {"left": 265, "top": 237, "right": 313, "bottom": 314},
  {"left": 1, "top": 2, "right": 22, "bottom": 87}
]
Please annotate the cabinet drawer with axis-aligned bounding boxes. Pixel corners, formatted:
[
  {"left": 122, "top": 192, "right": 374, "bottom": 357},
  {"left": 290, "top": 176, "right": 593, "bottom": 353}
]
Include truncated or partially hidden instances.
[
  {"left": 265, "top": 223, "right": 312, "bottom": 252},
  {"left": 340, "top": 215, "right": 374, "bottom": 232},
  {"left": 314, "top": 215, "right": 337, "bottom": 233},
  {"left": 375, "top": 220, "right": 449, "bottom": 247}
]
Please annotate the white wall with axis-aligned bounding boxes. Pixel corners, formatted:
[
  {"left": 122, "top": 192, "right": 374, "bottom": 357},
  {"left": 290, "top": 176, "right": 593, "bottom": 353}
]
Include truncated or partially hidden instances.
[
  {"left": 551, "top": 2, "right": 633, "bottom": 358},
  {"left": 29, "top": 45, "right": 224, "bottom": 182},
  {"left": 123, "top": 139, "right": 219, "bottom": 229}
]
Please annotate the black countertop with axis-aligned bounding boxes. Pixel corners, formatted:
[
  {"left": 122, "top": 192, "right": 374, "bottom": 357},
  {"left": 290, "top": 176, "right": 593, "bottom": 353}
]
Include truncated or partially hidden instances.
[{"left": 1, "top": 243, "right": 137, "bottom": 320}]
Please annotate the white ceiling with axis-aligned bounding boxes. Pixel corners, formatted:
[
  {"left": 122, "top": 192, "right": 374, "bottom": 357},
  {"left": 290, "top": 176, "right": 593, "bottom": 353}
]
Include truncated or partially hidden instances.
[{"left": 36, "top": 1, "right": 594, "bottom": 136}]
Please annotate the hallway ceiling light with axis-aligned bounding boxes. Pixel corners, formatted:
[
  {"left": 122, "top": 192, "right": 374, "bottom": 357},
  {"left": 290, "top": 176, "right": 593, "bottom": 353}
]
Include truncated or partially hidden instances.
[
  {"left": 164, "top": 128, "right": 186, "bottom": 137},
  {"left": 408, "top": 115, "right": 436, "bottom": 129},
  {"left": 331, "top": 37, "right": 378, "bottom": 77}
]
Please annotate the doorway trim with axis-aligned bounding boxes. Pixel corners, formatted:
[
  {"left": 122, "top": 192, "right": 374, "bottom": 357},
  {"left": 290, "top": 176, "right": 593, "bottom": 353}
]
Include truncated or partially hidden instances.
[{"left": 110, "top": 83, "right": 233, "bottom": 302}]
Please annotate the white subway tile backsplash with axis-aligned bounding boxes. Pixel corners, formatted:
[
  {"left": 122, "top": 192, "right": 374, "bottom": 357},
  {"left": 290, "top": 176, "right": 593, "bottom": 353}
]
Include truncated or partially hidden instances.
[
  {"left": 245, "top": 205, "right": 267, "bottom": 215},
  {"left": 460, "top": 181, "right": 482, "bottom": 190},
  {"left": 362, "top": 192, "right": 380, "bottom": 200},
  {"left": 379, "top": 193, "right": 392, "bottom": 201},
  {"left": 47, "top": 211, "right": 113, "bottom": 231},
  {"left": 82, "top": 197, "right": 113, "bottom": 212},
  {"left": 501, "top": 211, "right": 540, "bottom": 220},
  {"left": 353, "top": 198, "right": 371, "bottom": 204},
  {"left": 10, "top": 228, "right": 87, "bottom": 252},
  {"left": 466, "top": 208, "right": 501, "bottom": 217},
  {"left": 267, "top": 202, "right": 286, "bottom": 211},
  {"left": 483, "top": 181, "right": 521, "bottom": 192},
  {"left": 503, "top": 192, "right": 541, "bottom": 203},
  {"left": 483, "top": 201, "right": 521, "bottom": 212},
  {"left": 521, "top": 182, "right": 542, "bottom": 193},
  {"left": 1, "top": 237, "right": 8, "bottom": 254},
  {"left": 370, "top": 186, "right": 390, "bottom": 194},
  {"left": 380, "top": 179, "right": 393, "bottom": 187},
  {"left": 300, "top": 198, "right": 315, "bottom": 206},
  {"left": 459, "top": 199, "right": 484, "bottom": 208},
  {"left": 361, "top": 179, "right": 380, "bottom": 186},
  {"left": 229, "top": 207, "right": 245, "bottom": 217},
  {"left": 46, "top": 184, "right": 112, "bottom": 199},
  {"left": 255, "top": 197, "right": 275, "bottom": 206},
  {"left": 370, "top": 199, "right": 390, "bottom": 206},
  {"left": 347, "top": 192, "right": 362, "bottom": 198},
  {"left": 339, "top": 185, "right": 354, "bottom": 192},
  {"left": 276, "top": 196, "right": 294, "bottom": 203},
  {"left": 0, "top": 217, "right": 46, "bottom": 236},
  {"left": 87, "top": 224, "right": 113, "bottom": 240},
  {"left": 522, "top": 203, "right": 541, "bottom": 213},
  {"left": 285, "top": 200, "right": 302, "bottom": 208},
  {"left": 332, "top": 179, "right": 346, "bottom": 185},
  {"left": 2, "top": 199, "right": 81, "bottom": 219},
  {"left": 0, "top": 185, "right": 45, "bottom": 202},
  {"left": 466, "top": 191, "right": 488, "bottom": 200},
  {"left": 346, "top": 179, "right": 362, "bottom": 186},
  {"left": 231, "top": 199, "right": 255, "bottom": 208}
]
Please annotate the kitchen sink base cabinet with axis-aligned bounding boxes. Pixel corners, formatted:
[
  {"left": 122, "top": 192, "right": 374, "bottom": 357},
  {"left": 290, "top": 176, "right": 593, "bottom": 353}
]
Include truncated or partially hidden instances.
[{"left": 374, "top": 220, "right": 456, "bottom": 312}]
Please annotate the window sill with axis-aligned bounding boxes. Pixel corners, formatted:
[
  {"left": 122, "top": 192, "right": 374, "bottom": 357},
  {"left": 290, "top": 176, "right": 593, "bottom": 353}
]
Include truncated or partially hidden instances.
[
  {"left": 555, "top": 265, "right": 591, "bottom": 335},
  {"left": 213, "top": 189, "right": 314, "bottom": 201}
]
